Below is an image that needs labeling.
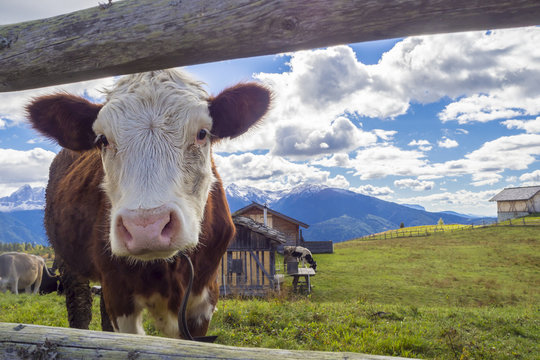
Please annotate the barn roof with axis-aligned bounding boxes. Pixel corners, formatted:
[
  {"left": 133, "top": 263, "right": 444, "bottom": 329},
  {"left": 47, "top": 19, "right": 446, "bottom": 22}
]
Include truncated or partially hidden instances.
[
  {"left": 233, "top": 216, "right": 287, "bottom": 244},
  {"left": 232, "top": 202, "right": 309, "bottom": 228},
  {"left": 489, "top": 186, "right": 540, "bottom": 202}
]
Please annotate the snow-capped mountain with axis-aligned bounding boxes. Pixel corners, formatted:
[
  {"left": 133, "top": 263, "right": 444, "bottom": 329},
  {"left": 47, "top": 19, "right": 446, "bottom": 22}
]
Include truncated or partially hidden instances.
[
  {"left": 226, "top": 183, "right": 496, "bottom": 242},
  {"left": 0, "top": 185, "right": 47, "bottom": 245},
  {"left": 0, "top": 185, "right": 45, "bottom": 212},
  {"left": 225, "top": 183, "right": 284, "bottom": 211}
]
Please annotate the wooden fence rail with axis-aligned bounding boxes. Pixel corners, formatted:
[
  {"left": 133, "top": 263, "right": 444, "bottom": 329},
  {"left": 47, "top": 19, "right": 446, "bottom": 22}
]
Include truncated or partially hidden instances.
[
  {"left": 0, "top": 322, "right": 416, "bottom": 360},
  {"left": 360, "top": 217, "right": 540, "bottom": 241},
  {"left": 1, "top": 0, "right": 540, "bottom": 92}
]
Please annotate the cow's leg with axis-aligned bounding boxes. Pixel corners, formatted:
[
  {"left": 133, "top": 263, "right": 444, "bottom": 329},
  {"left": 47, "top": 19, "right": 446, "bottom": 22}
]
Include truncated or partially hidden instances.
[
  {"left": 12, "top": 278, "right": 19, "bottom": 295},
  {"left": 114, "top": 310, "right": 145, "bottom": 335},
  {"left": 60, "top": 262, "right": 92, "bottom": 329},
  {"left": 100, "top": 292, "right": 114, "bottom": 332},
  {"left": 33, "top": 265, "right": 44, "bottom": 294},
  {"left": 186, "top": 284, "right": 218, "bottom": 338},
  {"left": 102, "top": 282, "right": 145, "bottom": 335}
]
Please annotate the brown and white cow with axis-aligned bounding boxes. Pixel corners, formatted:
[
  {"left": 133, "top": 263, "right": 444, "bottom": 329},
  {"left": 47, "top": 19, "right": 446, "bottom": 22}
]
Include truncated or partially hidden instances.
[
  {"left": 27, "top": 69, "right": 270, "bottom": 337},
  {"left": 0, "top": 252, "right": 51, "bottom": 294}
]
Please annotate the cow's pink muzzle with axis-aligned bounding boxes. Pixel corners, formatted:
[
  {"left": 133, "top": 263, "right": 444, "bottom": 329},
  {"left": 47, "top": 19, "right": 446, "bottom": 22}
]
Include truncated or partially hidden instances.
[{"left": 115, "top": 206, "right": 180, "bottom": 256}]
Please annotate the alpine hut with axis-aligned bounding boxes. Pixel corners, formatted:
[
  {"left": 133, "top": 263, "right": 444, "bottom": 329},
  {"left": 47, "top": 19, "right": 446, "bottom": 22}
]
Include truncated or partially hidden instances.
[
  {"left": 489, "top": 185, "right": 540, "bottom": 221},
  {"left": 217, "top": 216, "right": 286, "bottom": 296}
]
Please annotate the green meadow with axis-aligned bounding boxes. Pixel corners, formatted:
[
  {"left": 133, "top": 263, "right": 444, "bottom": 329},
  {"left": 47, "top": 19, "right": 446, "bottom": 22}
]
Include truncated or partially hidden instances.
[{"left": 1, "top": 225, "right": 538, "bottom": 359}]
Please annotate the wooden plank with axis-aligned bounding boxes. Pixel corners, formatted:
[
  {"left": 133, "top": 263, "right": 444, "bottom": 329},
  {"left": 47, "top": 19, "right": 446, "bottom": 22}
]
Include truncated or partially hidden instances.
[
  {"left": 0, "top": 323, "right": 417, "bottom": 359},
  {"left": 296, "top": 267, "right": 316, "bottom": 275},
  {"left": 1, "top": 0, "right": 540, "bottom": 92}
]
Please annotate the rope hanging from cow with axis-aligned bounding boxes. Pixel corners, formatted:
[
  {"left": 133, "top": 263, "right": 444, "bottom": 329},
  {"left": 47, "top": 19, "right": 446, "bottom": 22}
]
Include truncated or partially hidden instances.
[{"left": 178, "top": 253, "right": 217, "bottom": 343}]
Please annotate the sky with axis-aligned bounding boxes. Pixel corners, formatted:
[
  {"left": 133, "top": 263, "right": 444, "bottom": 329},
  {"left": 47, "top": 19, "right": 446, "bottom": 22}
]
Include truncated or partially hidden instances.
[{"left": 1, "top": 1, "right": 539, "bottom": 217}]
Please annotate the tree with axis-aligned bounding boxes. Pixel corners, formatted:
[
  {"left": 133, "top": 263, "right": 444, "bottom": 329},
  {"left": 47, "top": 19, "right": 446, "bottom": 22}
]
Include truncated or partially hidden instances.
[
  {"left": 438, "top": 217, "right": 444, "bottom": 226},
  {"left": 400, "top": 222, "right": 405, "bottom": 228}
]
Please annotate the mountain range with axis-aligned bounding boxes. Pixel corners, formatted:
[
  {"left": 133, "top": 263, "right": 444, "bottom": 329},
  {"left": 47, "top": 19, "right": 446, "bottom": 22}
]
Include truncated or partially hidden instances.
[
  {"left": 225, "top": 184, "right": 495, "bottom": 242},
  {"left": 0, "top": 184, "right": 495, "bottom": 245}
]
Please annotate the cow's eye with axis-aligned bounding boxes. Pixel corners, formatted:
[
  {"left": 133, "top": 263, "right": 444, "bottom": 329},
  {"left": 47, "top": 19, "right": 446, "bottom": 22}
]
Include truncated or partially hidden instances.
[
  {"left": 197, "top": 129, "right": 207, "bottom": 141},
  {"left": 196, "top": 129, "right": 209, "bottom": 145},
  {"left": 95, "top": 134, "right": 109, "bottom": 148}
]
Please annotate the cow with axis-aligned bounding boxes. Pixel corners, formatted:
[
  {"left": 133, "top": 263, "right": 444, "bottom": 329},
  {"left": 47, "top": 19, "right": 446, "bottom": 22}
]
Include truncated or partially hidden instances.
[
  {"left": 283, "top": 246, "right": 317, "bottom": 271},
  {"left": 38, "top": 267, "right": 61, "bottom": 294},
  {"left": 27, "top": 69, "right": 270, "bottom": 338},
  {"left": 16, "top": 266, "right": 60, "bottom": 294},
  {"left": 0, "top": 252, "right": 53, "bottom": 294}
]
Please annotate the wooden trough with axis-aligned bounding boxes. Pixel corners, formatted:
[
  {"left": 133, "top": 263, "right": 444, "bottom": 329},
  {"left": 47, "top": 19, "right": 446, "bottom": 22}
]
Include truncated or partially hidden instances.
[{"left": 0, "top": 322, "right": 417, "bottom": 360}]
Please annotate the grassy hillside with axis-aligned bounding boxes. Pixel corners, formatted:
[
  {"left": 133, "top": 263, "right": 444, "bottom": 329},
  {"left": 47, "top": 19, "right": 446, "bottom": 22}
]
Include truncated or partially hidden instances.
[
  {"left": 313, "top": 226, "right": 538, "bottom": 306},
  {"left": 1, "top": 225, "right": 538, "bottom": 359}
]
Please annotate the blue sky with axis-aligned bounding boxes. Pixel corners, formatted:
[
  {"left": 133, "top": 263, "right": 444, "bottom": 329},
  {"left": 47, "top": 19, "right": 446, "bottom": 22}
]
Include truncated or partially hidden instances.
[{"left": 1, "top": 1, "right": 539, "bottom": 216}]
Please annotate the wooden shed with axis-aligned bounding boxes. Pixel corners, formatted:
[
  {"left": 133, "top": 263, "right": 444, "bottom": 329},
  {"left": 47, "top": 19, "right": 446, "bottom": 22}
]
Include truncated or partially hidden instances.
[
  {"left": 232, "top": 202, "right": 309, "bottom": 247},
  {"left": 217, "top": 216, "right": 286, "bottom": 296},
  {"left": 489, "top": 185, "right": 540, "bottom": 221}
]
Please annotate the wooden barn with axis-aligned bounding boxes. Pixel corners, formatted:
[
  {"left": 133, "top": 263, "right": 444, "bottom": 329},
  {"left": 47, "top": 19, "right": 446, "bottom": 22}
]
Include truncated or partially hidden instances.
[
  {"left": 217, "top": 216, "right": 286, "bottom": 296},
  {"left": 232, "top": 202, "right": 309, "bottom": 247},
  {"left": 489, "top": 185, "right": 540, "bottom": 221}
]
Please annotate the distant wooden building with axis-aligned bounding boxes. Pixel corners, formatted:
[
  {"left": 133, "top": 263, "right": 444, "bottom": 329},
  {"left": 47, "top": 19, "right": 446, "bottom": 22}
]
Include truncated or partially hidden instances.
[
  {"left": 217, "top": 216, "right": 286, "bottom": 296},
  {"left": 232, "top": 202, "right": 309, "bottom": 247},
  {"left": 489, "top": 185, "right": 540, "bottom": 221}
]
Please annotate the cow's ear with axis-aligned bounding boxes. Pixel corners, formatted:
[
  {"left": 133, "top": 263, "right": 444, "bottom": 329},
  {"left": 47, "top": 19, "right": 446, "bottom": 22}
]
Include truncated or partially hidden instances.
[
  {"left": 26, "top": 94, "right": 102, "bottom": 151},
  {"left": 209, "top": 83, "right": 271, "bottom": 141}
]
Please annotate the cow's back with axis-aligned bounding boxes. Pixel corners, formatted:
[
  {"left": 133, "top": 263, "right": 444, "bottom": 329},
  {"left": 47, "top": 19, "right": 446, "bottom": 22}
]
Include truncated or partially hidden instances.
[{"left": 46, "top": 149, "right": 105, "bottom": 280}]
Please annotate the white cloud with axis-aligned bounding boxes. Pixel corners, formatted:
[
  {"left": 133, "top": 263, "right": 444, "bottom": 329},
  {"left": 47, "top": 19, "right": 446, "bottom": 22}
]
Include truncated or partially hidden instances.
[
  {"left": 435, "top": 28, "right": 540, "bottom": 123},
  {"left": 408, "top": 139, "right": 432, "bottom": 151},
  {"left": 519, "top": 170, "right": 540, "bottom": 185},
  {"left": 0, "top": 148, "right": 56, "bottom": 195},
  {"left": 314, "top": 133, "right": 540, "bottom": 189},
  {"left": 394, "top": 178, "right": 434, "bottom": 191},
  {"left": 438, "top": 137, "right": 459, "bottom": 148},
  {"left": 213, "top": 152, "right": 349, "bottom": 190},
  {"left": 398, "top": 189, "right": 499, "bottom": 216},
  {"left": 502, "top": 117, "right": 540, "bottom": 134},
  {"left": 350, "top": 184, "right": 394, "bottom": 197},
  {"left": 234, "top": 27, "right": 540, "bottom": 162},
  {"left": 271, "top": 116, "right": 377, "bottom": 160},
  {"left": 0, "top": 77, "right": 114, "bottom": 126},
  {"left": 373, "top": 129, "right": 397, "bottom": 141}
]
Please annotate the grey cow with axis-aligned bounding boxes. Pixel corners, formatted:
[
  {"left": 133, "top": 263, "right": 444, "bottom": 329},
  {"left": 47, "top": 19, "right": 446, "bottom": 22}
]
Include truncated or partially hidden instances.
[{"left": 0, "top": 252, "right": 52, "bottom": 294}]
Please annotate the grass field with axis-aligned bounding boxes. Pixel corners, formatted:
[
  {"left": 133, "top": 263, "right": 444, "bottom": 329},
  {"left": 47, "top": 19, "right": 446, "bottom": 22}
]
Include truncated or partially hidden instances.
[{"left": 1, "top": 225, "right": 538, "bottom": 359}]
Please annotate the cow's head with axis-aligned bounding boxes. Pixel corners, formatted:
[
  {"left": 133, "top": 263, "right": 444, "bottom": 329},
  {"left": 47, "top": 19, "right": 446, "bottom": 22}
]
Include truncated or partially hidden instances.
[{"left": 28, "top": 69, "right": 270, "bottom": 261}]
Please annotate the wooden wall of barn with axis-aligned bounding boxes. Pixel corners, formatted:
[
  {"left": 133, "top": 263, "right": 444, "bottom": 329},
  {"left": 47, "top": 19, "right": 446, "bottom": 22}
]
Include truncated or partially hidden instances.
[
  {"left": 272, "top": 217, "right": 300, "bottom": 246},
  {"left": 217, "top": 226, "right": 278, "bottom": 296},
  {"left": 496, "top": 193, "right": 540, "bottom": 221}
]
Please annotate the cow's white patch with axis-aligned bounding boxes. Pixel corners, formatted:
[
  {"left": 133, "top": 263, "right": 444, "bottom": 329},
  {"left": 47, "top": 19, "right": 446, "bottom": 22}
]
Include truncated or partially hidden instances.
[
  {"left": 133, "top": 287, "right": 215, "bottom": 338},
  {"left": 187, "top": 286, "right": 216, "bottom": 326},
  {"left": 135, "top": 293, "right": 179, "bottom": 338},
  {"left": 92, "top": 70, "right": 216, "bottom": 260},
  {"left": 115, "top": 312, "right": 145, "bottom": 335}
]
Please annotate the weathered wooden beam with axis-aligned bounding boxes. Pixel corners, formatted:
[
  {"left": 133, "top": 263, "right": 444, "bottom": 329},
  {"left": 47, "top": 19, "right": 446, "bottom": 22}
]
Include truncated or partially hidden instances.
[
  {"left": 0, "top": 322, "right": 416, "bottom": 359},
  {"left": 1, "top": 0, "right": 539, "bottom": 92}
]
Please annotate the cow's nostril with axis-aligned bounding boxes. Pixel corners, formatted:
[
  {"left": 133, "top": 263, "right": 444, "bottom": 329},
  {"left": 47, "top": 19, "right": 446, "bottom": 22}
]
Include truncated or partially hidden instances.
[
  {"left": 161, "top": 212, "right": 178, "bottom": 239},
  {"left": 117, "top": 216, "right": 133, "bottom": 243}
]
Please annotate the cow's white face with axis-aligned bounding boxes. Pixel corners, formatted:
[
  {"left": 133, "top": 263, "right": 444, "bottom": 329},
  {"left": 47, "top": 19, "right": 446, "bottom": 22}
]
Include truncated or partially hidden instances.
[
  {"left": 28, "top": 68, "right": 270, "bottom": 261},
  {"left": 92, "top": 71, "right": 215, "bottom": 260}
]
